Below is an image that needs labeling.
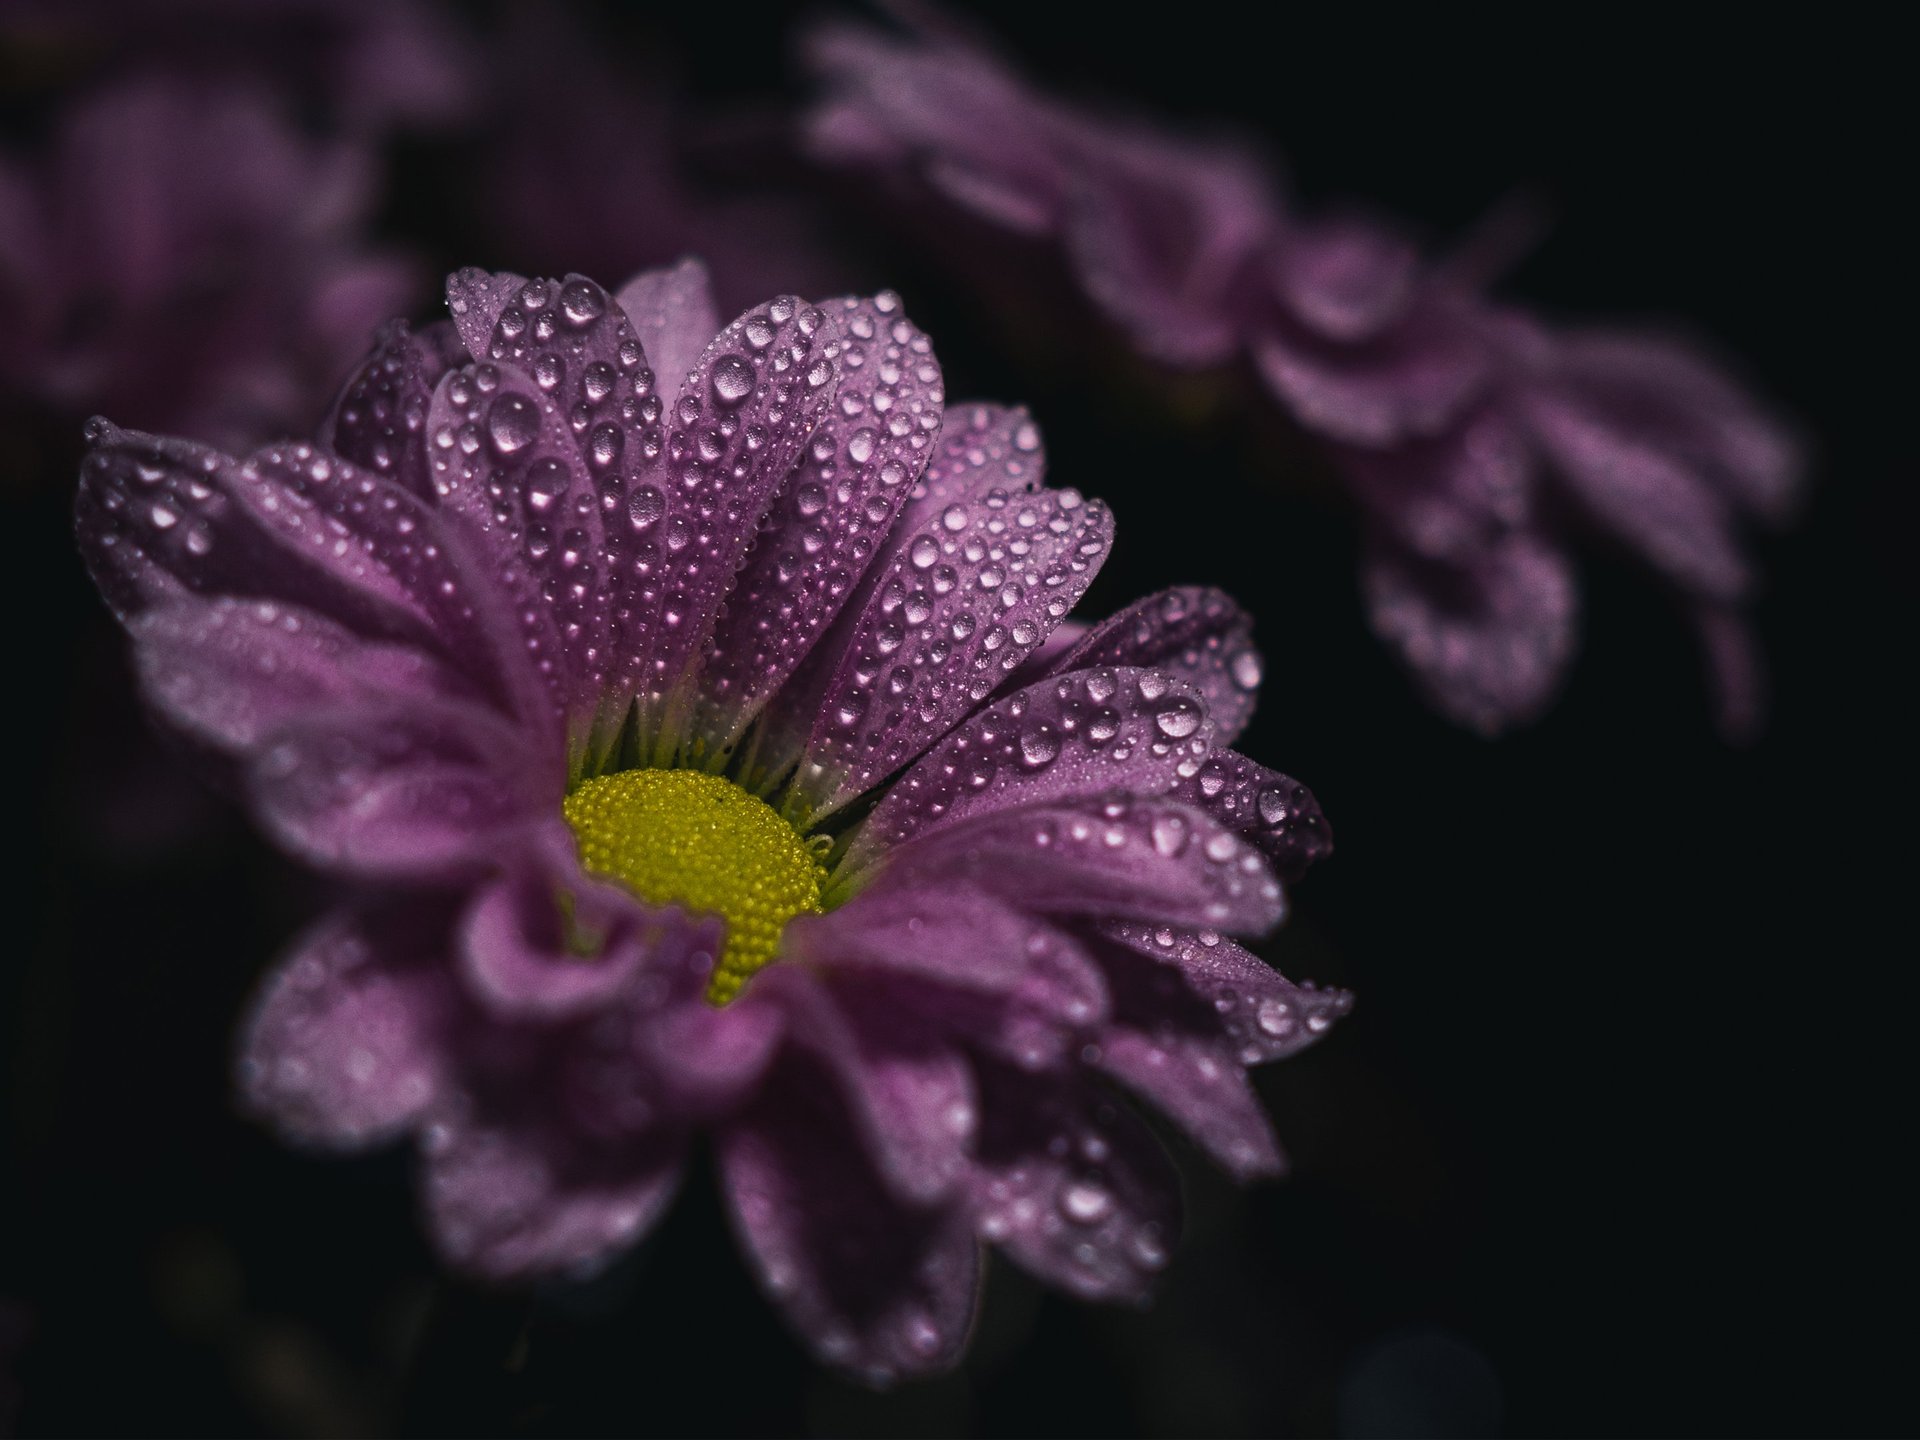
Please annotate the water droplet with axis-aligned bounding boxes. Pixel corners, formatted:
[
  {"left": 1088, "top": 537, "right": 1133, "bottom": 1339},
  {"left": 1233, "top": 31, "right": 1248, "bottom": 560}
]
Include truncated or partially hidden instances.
[{"left": 487, "top": 394, "right": 539, "bottom": 454}]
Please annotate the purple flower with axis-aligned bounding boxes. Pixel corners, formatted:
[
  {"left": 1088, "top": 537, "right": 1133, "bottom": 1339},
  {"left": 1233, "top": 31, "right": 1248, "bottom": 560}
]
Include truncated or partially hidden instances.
[
  {"left": 0, "top": 76, "right": 421, "bottom": 450},
  {"left": 76, "top": 260, "right": 1345, "bottom": 1382},
  {"left": 803, "top": 15, "right": 1802, "bottom": 737}
]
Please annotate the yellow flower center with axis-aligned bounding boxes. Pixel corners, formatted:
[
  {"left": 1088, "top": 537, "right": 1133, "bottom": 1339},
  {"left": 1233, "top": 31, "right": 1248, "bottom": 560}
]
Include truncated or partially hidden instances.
[{"left": 563, "top": 769, "right": 826, "bottom": 1004}]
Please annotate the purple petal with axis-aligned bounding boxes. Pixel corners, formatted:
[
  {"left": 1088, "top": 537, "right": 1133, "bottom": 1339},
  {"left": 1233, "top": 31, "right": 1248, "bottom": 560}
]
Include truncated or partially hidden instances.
[
  {"left": 131, "top": 596, "right": 467, "bottom": 754},
  {"left": 1363, "top": 530, "right": 1579, "bottom": 735},
  {"left": 1059, "top": 129, "right": 1274, "bottom": 367},
  {"left": 609, "top": 296, "right": 845, "bottom": 756},
  {"left": 788, "top": 882, "right": 1047, "bottom": 995},
  {"left": 1272, "top": 215, "right": 1420, "bottom": 344},
  {"left": 1092, "top": 1031, "right": 1282, "bottom": 1181},
  {"left": 614, "top": 258, "right": 722, "bottom": 405},
  {"left": 969, "top": 1059, "right": 1181, "bottom": 1302},
  {"left": 754, "top": 968, "right": 976, "bottom": 1204},
  {"left": 884, "top": 795, "right": 1285, "bottom": 936},
  {"left": 719, "top": 1055, "right": 983, "bottom": 1382},
  {"left": 444, "top": 266, "right": 529, "bottom": 361},
  {"left": 1054, "top": 586, "right": 1262, "bottom": 744},
  {"left": 457, "top": 822, "right": 672, "bottom": 1021},
  {"left": 694, "top": 292, "right": 945, "bottom": 750},
  {"left": 844, "top": 666, "right": 1214, "bottom": 873},
  {"left": 426, "top": 355, "right": 608, "bottom": 731},
  {"left": 1097, "top": 921, "right": 1354, "bottom": 1067},
  {"left": 421, "top": 1114, "right": 682, "bottom": 1280},
  {"left": 1544, "top": 328, "right": 1802, "bottom": 523},
  {"left": 1176, "top": 750, "right": 1331, "bottom": 883},
  {"left": 319, "top": 318, "right": 465, "bottom": 499},
  {"left": 1253, "top": 303, "right": 1490, "bottom": 447},
  {"left": 236, "top": 902, "right": 455, "bottom": 1148},
  {"left": 1338, "top": 409, "right": 1536, "bottom": 566},
  {"left": 1691, "top": 602, "right": 1767, "bottom": 744},
  {"left": 77, "top": 425, "right": 541, "bottom": 720},
  {"left": 249, "top": 699, "right": 550, "bottom": 880},
  {"left": 794, "top": 480, "right": 1113, "bottom": 818},
  {"left": 1520, "top": 386, "right": 1749, "bottom": 599}
]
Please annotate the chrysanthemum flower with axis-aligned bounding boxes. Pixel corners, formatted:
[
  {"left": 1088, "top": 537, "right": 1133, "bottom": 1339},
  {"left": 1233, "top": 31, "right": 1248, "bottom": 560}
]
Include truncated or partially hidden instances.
[
  {"left": 803, "top": 14, "right": 1802, "bottom": 738},
  {"left": 75, "top": 260, "right": 1346, "bottom": 1381}
]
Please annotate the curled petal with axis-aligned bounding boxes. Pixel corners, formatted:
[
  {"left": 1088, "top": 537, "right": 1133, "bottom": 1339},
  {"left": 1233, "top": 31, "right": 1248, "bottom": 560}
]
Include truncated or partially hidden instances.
[
  {"left": 1363, "top": 530, "right": 1579, "bottom": 735},
  {"left": 1176, "top": 750, "right": 1331, "bottom": 883},
  {"left": 969, "top": 1059, "right": 1181, "bottom": 1302},
  {"left": 421, "top": 1114, "right": 683, "bottom": 1280},
  {"left": 1054, "top": 586, "right": 1262, "bottom": 744},
  {"left": 719, "top": 1055, "right": 983, "bottom": 1383},
  {"left": 236, "top": 903, "right": 455, "bottom": 1148},
  {"left": 249, "top": 699, "right": 551, "bottom": 880},
  {"left": 844, "top": 665, "right": 1213, "bottom": 873}
]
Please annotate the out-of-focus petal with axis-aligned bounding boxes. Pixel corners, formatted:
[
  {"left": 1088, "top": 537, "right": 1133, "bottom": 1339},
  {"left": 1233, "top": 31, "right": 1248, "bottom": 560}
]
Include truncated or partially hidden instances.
[{"left": 615, "top": 258, "right": 722, "bottom": 408}]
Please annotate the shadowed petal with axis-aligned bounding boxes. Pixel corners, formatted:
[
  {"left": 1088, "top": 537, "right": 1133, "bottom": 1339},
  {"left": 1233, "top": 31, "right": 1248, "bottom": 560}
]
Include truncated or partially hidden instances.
[
  {"left": 237, "top": 902, "right": 456, "bottom": 1148},
  {"left": 1054, "top": 586, "right": 1262, "bottom": 744},
  {"left": 1175, "top": 750, "right": 1331, "bottom": 882},
  {"left": 1093, "top": 1031, "right": 1283, "bottom": 1180},
  {"left": 421, "top": 1114, "right": 683, "bottom": 1280},
  {"left": 719, "top": 1054, "right": 983, "bottom": 1383},
  {"left": 320, "top": 318, "right": 466, "bottom": 499},
  {"left": 615, "top": 258, "right": 721, "bottom": 400},
  {"left": 132, "top": 596, "right": 469, "bottom": 754},
  {"left": 844, "top": 666, "right": 1213, "bottom": 873},
  {"left": 1339, "top": 410, "right": 1535, "bottom": 566},
  {"left": 885, "top": 795, "right": 1285, "bottom": 936},
  {"left": 969, "top": 1059, "right": 1181, "bottom": 1302},
  {"left": 696, "top": 292, "right": 944, "bottom": 750},
  {"left": 249, "top": 699, "right": 551, "bottom": 880},
  {"left": 1097, "top": 921, "right": 1353, "bottom": 1067}
]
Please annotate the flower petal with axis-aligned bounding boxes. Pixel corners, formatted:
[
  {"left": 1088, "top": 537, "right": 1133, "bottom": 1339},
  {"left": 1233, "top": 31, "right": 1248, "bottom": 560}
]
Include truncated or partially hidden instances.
[
  {"left": 1175, "top": 750, "right": 1331, "bottom": 883},
  {"left": 320, "top": 318, "right": 465, "bottom": 499},
  {"left": 236, "top": 902, "right": 455, "bottom": 1148},
  {"left": 609, "top": 296, "right": 845, "bottom": 755},
  {"left": 1092, "top": 1031, "right": 1283, "bottom": 1181},
  {"left": 969, "top": 1059, "right": 1181, "bottom": 1302},
  {"left": 1338, "top": 409, "right": 1536, "bottom": 567},
  {"left": 1521, "top": 386, "right": 1750, "bottom": 599},
  {"left": 1363, "top": 530, "right": 1579, "bottom": 735},
  {"left": 694, "top": 292, "right": 944, "bottom": 750},
  {"left": 719, "top": 1054, "right": 983, "bottom": 1383},
  {"left": 444, "top": 266, "right": 529, "bottom": 361},
  {"left": 614, "top": 258, "right": 721, "bottom": 402},
  {"left": 249, "top": 699, "right": 550, "bottom": 880},
  {"left": 421, "top": 1114, "right": 683, "bottom": 1280},
  {"left": 1096, "top": 921, "right": 1353, "bottom": 1067},
  {"left": 885, "top": 795, "right": 1285, "bottom": 936},
  {"left": 844, "top": 665, "right": 1214, "bottom": 873},
  {"left": 753, "top": 968, "right": 976, "bottom": 1205},
  {"left": 1053, "top": 586, "right": 1262, "bottom": 744},
  {"left": 131, "top": 595, "right": 466, "bottom": 754},
  {"left": 794, "top": 479, "right": 1112, "bottom": 818},
  {"left": 427, "top": 354, "right": 608, "bottom": 729},
  {"left": 1272, "top": 216, "right": 1420, "bottom": 345}
]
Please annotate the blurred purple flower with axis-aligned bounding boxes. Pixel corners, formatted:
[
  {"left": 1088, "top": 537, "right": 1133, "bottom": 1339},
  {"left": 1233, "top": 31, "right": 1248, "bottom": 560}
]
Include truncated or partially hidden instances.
[
  {"left": 76, "top": 259, "right": 1346, "bottom": 1382},
  {"left": 803, "top": 15, "right": 1802, "bottom": 737},
  {"left": 2, "top": 0, "right": 481, "bottom": 136},
  {"left": 0, "top": 76, "right": 421, "bottom": 451}
]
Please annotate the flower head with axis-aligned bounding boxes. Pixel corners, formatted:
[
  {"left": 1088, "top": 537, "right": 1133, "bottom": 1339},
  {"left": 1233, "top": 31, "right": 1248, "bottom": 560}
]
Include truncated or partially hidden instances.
[
  {"left": 803, "top": 14, "right": 1802, "bottom": 738},
  {"left": 76, "top": 259, "right": 1345, "bottom": 1381}
]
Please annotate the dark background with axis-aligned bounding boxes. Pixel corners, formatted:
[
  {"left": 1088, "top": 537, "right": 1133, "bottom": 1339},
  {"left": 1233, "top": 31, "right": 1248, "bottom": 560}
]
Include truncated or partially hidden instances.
[{"left": 3, "top": 2, "right": 1907, "bottom": 1435}]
